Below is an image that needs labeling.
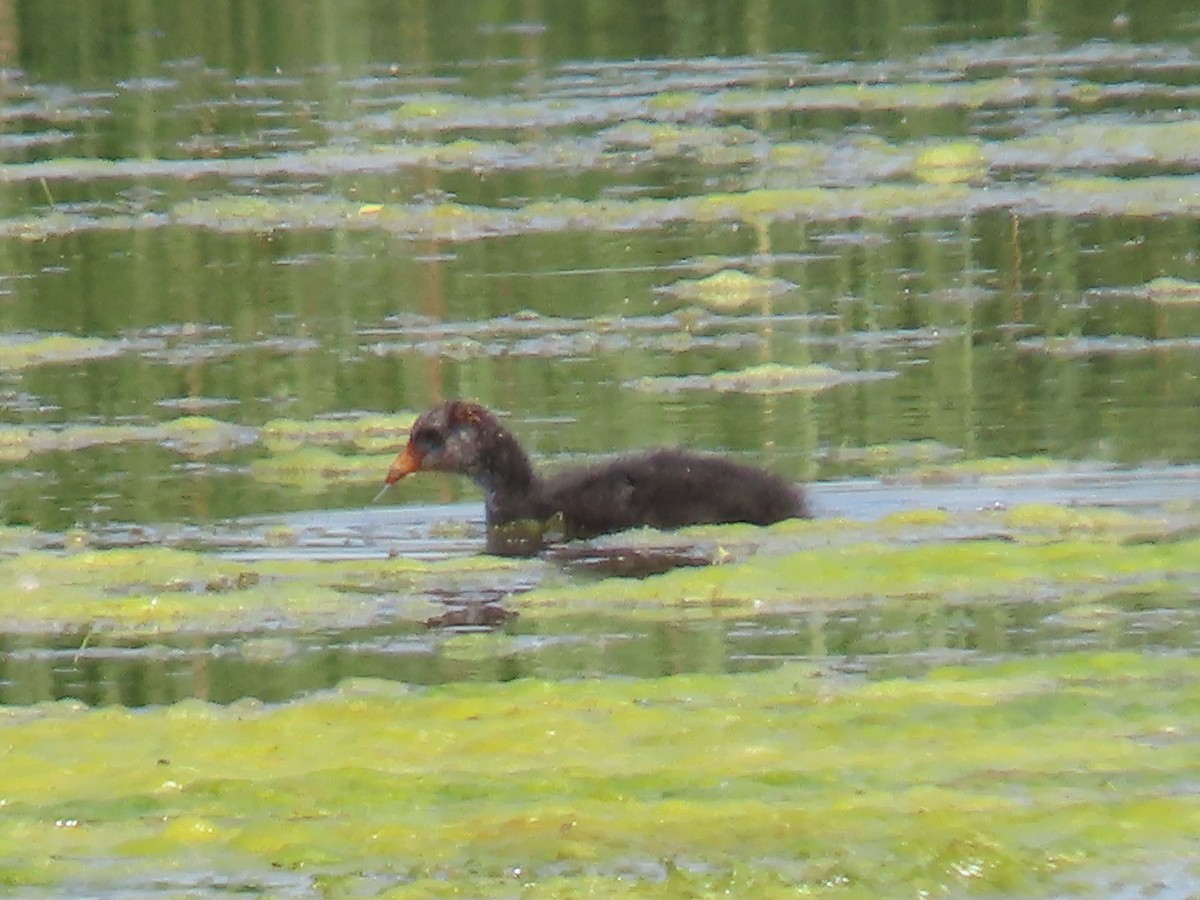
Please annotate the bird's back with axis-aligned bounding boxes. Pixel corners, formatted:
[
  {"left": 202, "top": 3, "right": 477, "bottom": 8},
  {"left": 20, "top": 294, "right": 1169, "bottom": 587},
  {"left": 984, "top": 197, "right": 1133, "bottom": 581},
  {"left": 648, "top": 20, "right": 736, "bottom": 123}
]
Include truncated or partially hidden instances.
[{"left": 542, "top": 448, "right": 808, "bottom": 539}]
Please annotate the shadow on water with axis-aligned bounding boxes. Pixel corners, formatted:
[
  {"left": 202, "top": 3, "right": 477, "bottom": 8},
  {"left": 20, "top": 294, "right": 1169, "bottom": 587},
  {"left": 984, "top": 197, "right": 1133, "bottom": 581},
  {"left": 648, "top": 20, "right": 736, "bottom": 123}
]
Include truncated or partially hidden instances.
[{"left": 3, "top": 465, "right": 1198, "bottom": 708}]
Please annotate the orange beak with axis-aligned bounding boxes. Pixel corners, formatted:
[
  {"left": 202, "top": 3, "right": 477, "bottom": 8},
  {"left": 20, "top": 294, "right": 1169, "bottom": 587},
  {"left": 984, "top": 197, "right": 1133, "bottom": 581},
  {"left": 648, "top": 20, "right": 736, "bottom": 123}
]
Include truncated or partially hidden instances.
[
  {"left": 373, "top": 444, "right": 423, "bottom": 503},
  {"left": 385, "top": 444, "right": 423, "bottom": 485}
]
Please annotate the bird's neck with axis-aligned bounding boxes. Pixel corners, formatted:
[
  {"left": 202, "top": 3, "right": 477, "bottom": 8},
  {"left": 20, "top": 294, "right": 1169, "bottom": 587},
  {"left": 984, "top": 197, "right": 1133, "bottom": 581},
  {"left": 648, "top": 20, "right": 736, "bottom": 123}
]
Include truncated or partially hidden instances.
[{"left": 471, "top": 426, "right": 544, "bottom": 522}]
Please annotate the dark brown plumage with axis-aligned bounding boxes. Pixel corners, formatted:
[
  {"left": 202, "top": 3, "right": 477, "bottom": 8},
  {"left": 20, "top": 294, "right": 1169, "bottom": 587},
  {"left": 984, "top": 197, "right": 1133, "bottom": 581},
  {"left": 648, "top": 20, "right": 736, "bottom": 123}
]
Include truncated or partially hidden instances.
[{"left": 383, "top": 400, "right": 810, "bottom": 554}]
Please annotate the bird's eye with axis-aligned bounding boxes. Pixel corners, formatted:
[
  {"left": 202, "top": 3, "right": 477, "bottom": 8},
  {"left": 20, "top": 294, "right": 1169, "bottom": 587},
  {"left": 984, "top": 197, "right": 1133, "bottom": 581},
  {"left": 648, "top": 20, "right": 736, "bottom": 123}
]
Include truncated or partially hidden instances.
[{"left": 414, "top": 427, "right": 444, "bottom": 453}]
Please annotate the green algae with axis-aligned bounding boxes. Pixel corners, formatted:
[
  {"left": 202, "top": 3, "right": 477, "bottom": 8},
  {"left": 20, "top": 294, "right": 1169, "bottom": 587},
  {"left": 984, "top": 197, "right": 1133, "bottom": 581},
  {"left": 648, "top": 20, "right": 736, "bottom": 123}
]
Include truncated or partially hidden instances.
[
  {"left": 1143, "top": 276, "right": 1200, "bottom": 304},
  {"left": 1007, "top": 120, "right": 1200, "bottom": 171},
  {"left": 1001, "top": 504, "right": 1150, "bottom": 540},
  {"left": 9, "top": 103, "right": 1194, "bottom": 196},
  {"left": 824, "top": 440, "right": 964, "bottom": 471},
  {"left": 0, "top": 545, "right": 518, "bottom": 634},
  {"left": 260, "top": 413, "right": 414, "bottom": 454},
  {"left": 0, "top": 413, "right": 411, "bottom": 471},
  {"left": 0, "top": 546, "right": 347, "bottom": 634},
  {"left": 658, "top": 269, "right": 796, "bottom": 311},
  {"left": 0, "top": 417, "right": 257, "bottom": 462},
  {"left": 631, "top": 363, "right": 894, "bottom": 396},
  {"left": 172, "top": 172, "right": 1200, "bottom": 240},
  {"left": 891, "top": 455, "right": 1072, "bottom": 483},
  {"left": 395, "top": 96, "right": 465, "bottom": 121},
  {"left": 12, "top": 82, "right": 1200, "bottom": 251},
  {"left": 604, "top": 120, "right": 759, "bottom": 156},
  {"left": 3, "top": 38, "right": 1199, "bottom": 898},
  {"left": 0, "top": 496, "right": 1192, "bottom": 635},
  {"left": 710, "top": 363, "right": 880, "bottom": 394},
  {"left": 249, "top": 447, "right": 390, "bottom": 490},
  {"left": 0, "top": 426, "right": 34, "bottom": 462},
  {"left": 157, "top": 416, "right": 259, "bottom": 455},
  {"left": 516, "top": 532, "right": 1200, "bottom": 615},
  {"left": 258, "top": 417, "right": 352, "bottom": 453},
  {"left": 2, "top": 653, "right": 1199, "bottom": 895},
  {"left": 0, "top": 334, "right": 127, "bottom": 370},
  {"left": 647, "top": 90, "right": 705, "bottom": 113},
  {"left": 0, "top": 411, "right": 413, "bottom": 490},
  {"left": 913, "top": 140, "right": 987, "bottom": 184}
]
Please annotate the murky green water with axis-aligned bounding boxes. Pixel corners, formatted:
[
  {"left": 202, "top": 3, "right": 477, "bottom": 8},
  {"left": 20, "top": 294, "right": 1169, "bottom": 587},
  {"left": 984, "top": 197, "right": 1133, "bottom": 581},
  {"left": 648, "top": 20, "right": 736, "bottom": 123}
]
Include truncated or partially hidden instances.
[
  {"left": 3, "top": 24, "right": 1199, "bottom": 525},
  {"left": 2, "top": 2, "right": 1200, "bottom": 895}
]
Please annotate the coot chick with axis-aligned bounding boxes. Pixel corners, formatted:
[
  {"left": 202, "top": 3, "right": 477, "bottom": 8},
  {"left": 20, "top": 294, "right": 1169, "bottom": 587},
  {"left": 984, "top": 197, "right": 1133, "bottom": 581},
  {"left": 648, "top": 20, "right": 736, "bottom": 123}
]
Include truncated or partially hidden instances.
[{"left": 383, "top": 400, "right": 809, "bottom": 554}]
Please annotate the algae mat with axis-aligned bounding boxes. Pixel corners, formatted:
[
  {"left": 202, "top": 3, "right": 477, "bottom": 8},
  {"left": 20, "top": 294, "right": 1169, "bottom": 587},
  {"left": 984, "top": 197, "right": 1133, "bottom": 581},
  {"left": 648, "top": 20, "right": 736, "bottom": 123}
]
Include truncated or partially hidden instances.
[{"left": 3, "top": 653, "right": 1199, "bottom": 897}]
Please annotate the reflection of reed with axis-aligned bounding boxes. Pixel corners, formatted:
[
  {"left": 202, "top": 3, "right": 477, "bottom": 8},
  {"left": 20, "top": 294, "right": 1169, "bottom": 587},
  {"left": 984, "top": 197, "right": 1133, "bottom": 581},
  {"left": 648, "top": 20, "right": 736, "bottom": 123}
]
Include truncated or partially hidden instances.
[
  {"left": 0, "top": 4, "right": 1196, "bottom": 530},
  {"left": 4, "top": 585, "right": 1169, "bottom": 706},
  {"left": 0, "top": 0, "right": 15, "bottom": 69}
]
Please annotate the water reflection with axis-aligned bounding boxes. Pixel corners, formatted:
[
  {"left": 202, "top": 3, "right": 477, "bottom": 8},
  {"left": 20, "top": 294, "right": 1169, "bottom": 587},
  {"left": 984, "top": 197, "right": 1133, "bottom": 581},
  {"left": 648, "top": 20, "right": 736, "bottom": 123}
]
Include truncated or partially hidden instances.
[
  {"left": 2, "top": 586, "right": 1194, "bottom": 708},
  {"left": 0, "top": 1, "right": 1196, "bottom": 711},
  {"left": 0, "top": 6, "right": 1197, "bottom": 897},
  {"left": 2, "top": 464, "right": 1196, "bottom": 708}
]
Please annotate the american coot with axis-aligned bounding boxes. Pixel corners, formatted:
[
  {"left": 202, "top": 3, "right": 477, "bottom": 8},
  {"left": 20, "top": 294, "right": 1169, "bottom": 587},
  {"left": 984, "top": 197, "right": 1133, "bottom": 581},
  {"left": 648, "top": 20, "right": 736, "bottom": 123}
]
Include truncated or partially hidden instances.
[{"left": 382, "top": 400, "right": 810, "bottom": 554}]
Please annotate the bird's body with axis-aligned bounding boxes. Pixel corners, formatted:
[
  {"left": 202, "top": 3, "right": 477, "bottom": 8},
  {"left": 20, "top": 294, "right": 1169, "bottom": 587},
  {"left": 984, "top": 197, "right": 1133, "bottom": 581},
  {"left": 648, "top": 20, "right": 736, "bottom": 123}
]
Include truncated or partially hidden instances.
[
  {"left": 383, "top": 400, "right": 809, "bottom": 554},
  {"left": 539, "top": 448, "right": 806, "bottom": 537}
]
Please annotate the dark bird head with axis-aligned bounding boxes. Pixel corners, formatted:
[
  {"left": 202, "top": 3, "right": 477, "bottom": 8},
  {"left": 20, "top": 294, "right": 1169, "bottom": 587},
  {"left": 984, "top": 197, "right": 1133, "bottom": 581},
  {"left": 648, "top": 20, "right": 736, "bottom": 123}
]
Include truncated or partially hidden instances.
[{"left": 385, "top": 400, "right": 500, "bottom": 485}]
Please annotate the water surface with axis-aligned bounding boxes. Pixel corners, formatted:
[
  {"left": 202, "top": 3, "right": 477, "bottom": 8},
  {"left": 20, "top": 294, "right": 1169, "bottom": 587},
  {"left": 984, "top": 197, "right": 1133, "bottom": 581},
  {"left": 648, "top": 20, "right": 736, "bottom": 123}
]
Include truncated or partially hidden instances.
[{"left": 2, "top": 3, "right": 1200, "bottom": 895}]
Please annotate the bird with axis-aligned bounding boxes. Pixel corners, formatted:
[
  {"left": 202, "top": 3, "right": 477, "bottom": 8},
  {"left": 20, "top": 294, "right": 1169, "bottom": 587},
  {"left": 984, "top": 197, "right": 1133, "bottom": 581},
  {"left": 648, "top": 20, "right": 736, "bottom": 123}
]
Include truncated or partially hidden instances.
[{"left": 379, "top": 399, "right": 810, "bottom": 555}]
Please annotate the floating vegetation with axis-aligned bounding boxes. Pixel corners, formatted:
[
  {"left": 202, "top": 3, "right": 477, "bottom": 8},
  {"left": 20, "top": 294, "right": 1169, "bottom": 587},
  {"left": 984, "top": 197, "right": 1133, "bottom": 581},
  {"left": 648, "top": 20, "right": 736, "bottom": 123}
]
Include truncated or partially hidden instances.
[
  {"left": 657, "top": 269, "right": 796, "bottom": 311},
  {"left": 516, "top": 530, "right": 1200, "bottom": 614},
  {"left": 1001, "top": 119, "right": 1200, "bottom": 172},
  {"left": 0, "top": 543, "right": 521, "bottom": 634},
  {"left": 887, "top": 455, "right": 1069, "bottom": 484},
  {"left": 0, "top": 334, "right": 149, "bottom": 370},
  {"left": 166, "top": 172, "right": 1200, "bottom": 240},
  {"left": 248, "top": 447, "right": 388, "bottom": 490},
  {"left": 601, "top": 120, "right": 760, "bottom": 156},
  {"left": 711, "top": 363, "right": 894, "bottom": 393},
  {"left": 820, "top": 441, "right": 965, "bottom": 469},
  {"left": 0, "top": 426, "right": 35, "bottom": 463},
  {"left": 1083, "top": 277, "right": 1200, "bottom": 310},
  {"left": 1143, "top": 276, "right": 1200, "bottom": 305},
  {"left": 0, "top": 417, "right": 257, "bottom": 461},
  {"left": 260, "top": 414, "right": 415, "bottom": 454},
  {"left": 158, "top": 416, "right": 260, "bottom": 456},
  {"left": 364, "top": 309, "right": 793, "bottom": 360},
  {"left": 2, "top": 36, "right": 1200, "bottom": 898},
  {"left": 1001, "top": 503, "right": 1149, "bottom": 540},
  {"left": 0, "top": 546, "right": 351, "bottom": 634},
  {"left": 3, "top": 653, "right": 1200, "bottom": 895},
  {"left": 913, "top": 140, "right": 987, "bottom": 184},
  {"left": 0, "top": 414, "right": 409, "bottom": 466},
  {"left": 2, "top": 475, "right": 1193, "bottom": 635},
  {"left": 1015, "top": 335, "right": 1200, "bottom": 358},
  {"left": 629, "top": 363, "right": 896, "bottom": 395}
]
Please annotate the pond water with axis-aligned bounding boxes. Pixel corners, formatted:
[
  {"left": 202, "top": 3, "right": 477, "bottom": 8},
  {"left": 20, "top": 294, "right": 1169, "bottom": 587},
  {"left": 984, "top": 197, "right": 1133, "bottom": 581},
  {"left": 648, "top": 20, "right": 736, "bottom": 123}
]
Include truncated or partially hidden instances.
[
  {"left": 0, "top": 21, "right": 1196, "bottom": 633},
  {"left": 1, "top": 2, "right": 1200, "bottom": 711},
  {"left": 4, "top": 3, "right": 1200, "bottom": 896},
  {"left": 5, "top": 465, "right": 1200, "bottom": 707}
]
